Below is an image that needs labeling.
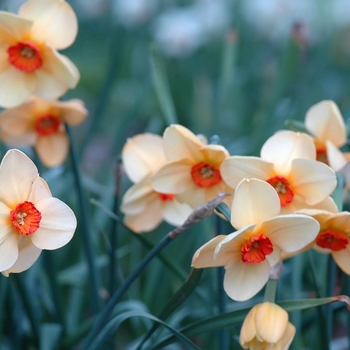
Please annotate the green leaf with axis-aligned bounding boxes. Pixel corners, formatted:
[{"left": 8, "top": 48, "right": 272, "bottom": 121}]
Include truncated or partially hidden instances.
[
  {"left": 86, "top": 311, "right": 201, "bottom": 350},
  {"left": 40, "top": 324, "right": 62, "bottom": 350},
  {"left": 215, "top": 203, "right": 231, "bottom": 222}
]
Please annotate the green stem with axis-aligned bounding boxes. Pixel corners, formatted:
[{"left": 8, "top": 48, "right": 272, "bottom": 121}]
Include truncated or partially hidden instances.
[
  {"left": 66, "top": 124, "right": 102, "bottom": 311},
  {"left": 264, "top": 279, "right": 278, "bottom": 303}
]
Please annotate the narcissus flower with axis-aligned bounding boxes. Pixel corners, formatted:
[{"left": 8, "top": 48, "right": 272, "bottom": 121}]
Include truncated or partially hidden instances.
[
  {"left": 151, "top": 124, "right": 232, "bottom": 209},
  {"left": 0, "top": 149, "right": 76, "bottom": 276},
  {"left": 298, "top": 209, "right": 350, "bottom": 275},
  {"left": 240, "top": 302, "right": 296, "bottom": 350},
  {"left": 0, "top": 95, "right": 87, "bottom": 167},
  {"left": 221, "top": 130, "right": 337, "bottom": 214},
  {"left": 305, "top": 100, "right": 350, "bottom": 171},
  {"left": 0, "top": 0, "right": 79, "bottom": 108},
  {"left": 192, "top": 178, "right": 319, "bottom": 301},
  {"left": 121, "top": 133, "right": 192, "bottom": 233}
]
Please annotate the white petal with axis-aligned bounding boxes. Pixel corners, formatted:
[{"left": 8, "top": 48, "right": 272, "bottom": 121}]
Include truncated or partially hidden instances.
[
  {"left": 332, "top": 246, "right": 350, "bottom": 275},
  {"left": 0, "top": 231, "right": 18, "bottom": 272},
  {"left": 0, "top": 149, "right": 38, "bottom": 207},
  {"left": 326, "top": 141, "right": 347, "bottom": 172},
  {"left": 31, "top": 197, "right": 76, "bottom": 249},
  {"left": 19, "top": 0, "right": 78, "bottom": 49},
  {"left": 28, "top": 177, "right": 52, "bottom": 203},
  {"left": 261, "top": 131, "right": 316, "bottom": 174},
  {"left": 163, "top": 200, "right": 193, "bottom": 226},
  {"left": 231, "top": 178, "right": 280, "bottom": 229}
]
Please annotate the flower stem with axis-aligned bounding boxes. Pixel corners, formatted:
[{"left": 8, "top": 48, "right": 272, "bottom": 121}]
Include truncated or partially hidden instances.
[
  {"left": 66, "top": 124, "right": 102, "bottom": 311},
  {"left": 264, "top": 278, "right": 278, "bottom": 303}
]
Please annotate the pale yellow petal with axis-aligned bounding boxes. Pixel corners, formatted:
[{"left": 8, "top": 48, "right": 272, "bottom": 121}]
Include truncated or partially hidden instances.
[
  {"left": 255, "top": 302, "right": 289, "bottom": 343},
  {"left": 0, "top": 231, "right": 19, "bottom": 272},
  {"left": 28, "top": 177, "right": 52, "bottom": 203},
  {"left": 231, "top": 178, "right": 280, "bottom": 229},
  {"left": 290, "top": 159, "right": 336, "bottom": 205},
  {"left": 58, "top": 99, "right": 88, "bottom": 125},
  {"left": 0, "top": 12, "right": 32, "bottom": 42},
  {"left": 261, "top": 131, "right": 316, "bottom": 174},
  {"left": 332, "top": 246, "right": 350, "bottom": 275},
  {"left": 0, "top": 149, "right": 38, "bottom": 207},
  {"left": 122, "top": 134, "right": 166, "bottom": 183},
  {"left": 0, "top": 66, "right": 36, "bottom": 108},
  {"left": 220, "top": 156, "right": 274, "bottom": 189},
  {"left": 19, "top": 0, "right": 78, "bottom": 49},
  {"left": 163, "top": 200, "right": 192, "bottom": 227},
  {"left": 239, "top": 306, "right": 258, "bottom": 345},
  {"left": 2, "top": 236, "right": 41, "bottom": 276},
  {"left": 175, "top": 182, "right": 207, "bottom": 209},
  {"left": 151, "top": 159, "right": 193, "bottom": 194},
  {"left": 224, "top": 258, "right": 270, "bottom": 301},
  {"left": 199, "top": 144, "right": 229, "bottom": 167},
  {"left": 326, "top": 141, "right": 347, "bottom": 172},
  {"left": 305, "top": 100, "right": 346, "bottom": 147},
  {"left": 265, "top": 322, "right": 296, "bottom": 350},
  {"left": 35, "top": 132, "right": 69, "bottom": 167},
  {"left": 163, "top": 124, "right": 203, "bottom": 161},
  {"left": 35, "top": 47, "right": 79, "bottom": 99},
  {"left": 1, "top": 133, "right": 36, "bottom": 147},
  {"left": 263, "top": 214, "right": 319, "bottom": 252},
  {"left": 191, "top": 235, "right": 228, "bottom": 268},
  {"left": 31, "top": 197, "right": 76, "bottom": 249}
]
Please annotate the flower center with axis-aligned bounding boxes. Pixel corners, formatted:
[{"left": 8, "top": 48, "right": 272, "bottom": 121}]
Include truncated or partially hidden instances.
[
  {"left": 191, "top": 162, "right": 222, "bottom": 188},
  {"left": 35, "top": 114, "right": 61, "bottom": 136},
  {"left": 241, "top": 234, "right": 273, "bottom": 263},
  {"left": 10, "top": 201, "right": 42, "bottom": 235},
  {"left": 266, "top": 175, "right": 294, "bottom": 207},
  {"left": 8, "top": 41, "right": 43, "bottom": 72},
  {"left": 316, "top": 229, "right": 348, "bottom": 251},
  {"left": 159, "top": 193, "right": 175, "bottom": 202},
  {"left": 316, "top": 145, "right": 328, "bottom": 164}
]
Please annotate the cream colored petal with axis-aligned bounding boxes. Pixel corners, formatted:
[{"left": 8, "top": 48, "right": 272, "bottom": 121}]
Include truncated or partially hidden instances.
[
  {"left": 163, "top": 200, "right": 193, "bottom": 227},
  {"left": 192, "top": 235, "right": 229, "bottom": 268},
  {"left": 332, "top": 246, "right": 350, "bottom": 275},
  {"left": 35, "top": 132, "right": 69, "bottom": 167},
  {"left": 301, "top": 196, "right": 338, "bottom": 213},
  {"left": 0, "top": 231, "right": 18, "bottom": 272},
  {"left": 0, "top": 66, "right": 36, "bottom": 108},
  {"left": 19, "top": 0, "right": 77, "bottom": 49},
  {"left": 2, "top": 236, "right": 41, "bottom": 276},
  {"left": 28, "top": 177, "right": 52, "bottom": 203},
  {"left": 263, "top": 214, "right": 319, "bottom": 252},
  {"left": 175, "top": 182, "right": 207, "bottom": 209},
  {"left": 1, "top": 133, "right": 36, "bottom": 147},
  {"left": 35, "top": 48, "right": 79, "bottom": 99},
  {"left": 231, "top": 178, "right": 280, "bottom": 229},
  {"left": 220, "top": 156, "right": 274, "bottom": 189},
  {"left": 290, "top": 159, "right": 336, "bottom": 205},
  {"left": 265, "top": 322, "right": 296, "bottom": 350},
  {"left": 162, "top": 124, "right": 203, "bottom": 161},
  {"left": 266, "top": 245, "right": 281, "bottom": 267},
  {"left": 31, "top": 197, "right": 76, "bottom": 249},
  {"left": 326, "top": 212, "right": 350, "bottom": 234},
  {"left": 255, "top": 302, "right": 289, "bottom": 343},
  {"left": 239, "top": 306, "right": 258, "bottom": 345},
  {"left": 121, "top": 176, "right": 155, "bottom": 214},
  {"left": 305, "top": 100, "right": 346, "bottom": 147},
  {"left": 123, "top": 194, "right": 164, "bottom": 233},
  {"left": 261, "top": 131, "right": 316, "bottom": 174},
  {"left": 326, "top": 141, "right": 347, "bottom": 172},
  {"left": 58, "top": 99, "right": 88, "bottom": 125},
  {"left": 0, "top": 51, "right": 10, "bottom": 75},
  {"left": 0, "top": 149, "right": 38, "bottom": 207},
  {"left": 224, "top": 258, "right": 270, "bottom": 301},
  {"left": 122, "top": 134, "right": 167, "bottom": 183},
  {"left": 0, "top": 12, "right": 32, "bottom": 42},
  {"left": 151, "top": 159, "right": 193, "bottom": 194},
  {"left": 200, "top": 144, "right": 229, "bottom": 167}
]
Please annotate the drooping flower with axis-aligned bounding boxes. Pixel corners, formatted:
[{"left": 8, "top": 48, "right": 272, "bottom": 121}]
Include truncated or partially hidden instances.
[
  {"left": 297, "top": 208, "right": 350, "bottom": 275},
  {"left": 121, "top": 133, "right": 192, "bottom": 233},
  {"left": 240, "top": 302, "right": 296, "bottom": 350},
  {"left": 0, "top": 95, "right": 88, "bottom": 167},
  {"left": 0, "top": 149, "right": 76, "bottom": 276},
  {"left": 192, "top": 178, "right": 319, "bottom": 301},
  {"left": 151, "top": 124, "right": 233, "bottom": 209},
  {"left": 220, "top": 130, "right": 337, "bottom": 214},
  {"left": 0, "top": 0, "right": 79, "bottom": 108},
  {"left": 305, "top": 100, "right": 350, "bottom": 171}
]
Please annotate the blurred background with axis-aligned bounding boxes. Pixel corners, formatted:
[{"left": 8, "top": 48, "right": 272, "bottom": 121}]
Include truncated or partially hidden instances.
[{"left": 1, "top": 1, "right": 350, "bottom": 349}]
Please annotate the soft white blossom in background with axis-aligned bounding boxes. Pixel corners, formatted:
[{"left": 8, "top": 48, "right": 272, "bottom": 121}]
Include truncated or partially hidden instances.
[
  {"left": 113, "top": 0, "right": 158, "bottom": 27},
  {"left": 153, "top": 0, "right": 231, "bottom": 57}
]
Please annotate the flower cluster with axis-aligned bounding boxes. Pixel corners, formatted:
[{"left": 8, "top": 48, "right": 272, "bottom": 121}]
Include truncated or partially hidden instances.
[{"left": 120, "top": 99, "right": 350, "bottom": 349}]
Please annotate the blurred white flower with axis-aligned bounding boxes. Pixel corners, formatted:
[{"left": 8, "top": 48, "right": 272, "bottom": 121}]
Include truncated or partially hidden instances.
[{"left": 113, "top": 0, "right": 158, "bottom": 27}]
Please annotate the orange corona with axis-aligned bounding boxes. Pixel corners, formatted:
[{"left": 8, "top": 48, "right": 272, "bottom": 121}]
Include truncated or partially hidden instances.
[
  {"left": 241, "top": 234, "right": 273, "bottom": 263},
  {"left": 8, "top": 41, "right": 43, "bottom": 72},
  {"left": 159, "top": 193, "right": 175, "bottom": 202},
  {"left": 316, "top": 229, "right": 348, "bottom": 251},
  {"left": 266, "top": 175, "right": 294, "bottom": 207},
  {"left": 10, "top": 201, "right": 42, "bottom": 235},
  {"left": 35, "top": 114, "right": 61, "bottom": 136},
  {"left": 191, "top": 162, "right": 222, "bottom": 188}
]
